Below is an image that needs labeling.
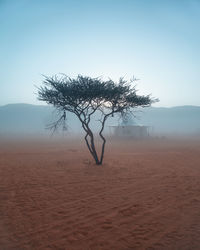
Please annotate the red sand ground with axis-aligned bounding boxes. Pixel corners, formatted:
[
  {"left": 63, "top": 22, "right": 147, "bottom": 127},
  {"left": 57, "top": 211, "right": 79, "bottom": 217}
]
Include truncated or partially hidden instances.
[{"left": 0, "top": 137, "right": 200, "bottom": 250}]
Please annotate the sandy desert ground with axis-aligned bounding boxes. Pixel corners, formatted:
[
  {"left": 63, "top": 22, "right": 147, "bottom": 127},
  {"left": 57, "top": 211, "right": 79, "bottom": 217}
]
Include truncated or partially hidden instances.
[{"left": 0, "top": 136, "right": 200, "bottom": 250}]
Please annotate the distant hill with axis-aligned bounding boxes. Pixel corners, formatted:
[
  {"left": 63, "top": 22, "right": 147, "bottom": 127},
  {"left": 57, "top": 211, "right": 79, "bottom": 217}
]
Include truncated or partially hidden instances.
[
  {"left": 0, "top": 103, "right": 80, "bottom": 135},
  {"left": 0, "top": 103, "right": 200, "bottom": 136},
  {"left": 139, "top": 106, "right": 200, "bottom": 135}
]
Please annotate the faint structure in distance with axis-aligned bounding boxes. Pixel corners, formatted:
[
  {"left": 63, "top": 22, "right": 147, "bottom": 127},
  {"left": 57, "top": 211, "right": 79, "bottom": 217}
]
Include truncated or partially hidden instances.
[{"left": 109, "top": 113, "right": 150, "bottom": 138}]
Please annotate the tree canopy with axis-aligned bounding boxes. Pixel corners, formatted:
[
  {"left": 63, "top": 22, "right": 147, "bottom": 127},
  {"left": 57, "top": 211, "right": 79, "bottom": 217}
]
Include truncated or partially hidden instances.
[{"left": 38, "top": 75, "right": 157, "bottom": 165}]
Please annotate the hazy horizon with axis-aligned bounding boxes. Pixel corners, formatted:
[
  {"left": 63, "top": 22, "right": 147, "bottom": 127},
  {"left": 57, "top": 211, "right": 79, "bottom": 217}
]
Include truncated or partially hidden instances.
[
  {"left": 1, "top": 0, "right": 200, "bottom": 107},
  {"left": 1, "top": 103, "right": 200, "bottom": 136},
  {"left": 1, "top": 102, "right": 200, "bottom": 109}
]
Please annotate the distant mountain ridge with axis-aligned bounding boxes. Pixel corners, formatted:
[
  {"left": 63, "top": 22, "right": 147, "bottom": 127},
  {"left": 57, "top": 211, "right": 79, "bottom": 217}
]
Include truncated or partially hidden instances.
[
  {"left": 0, "top": 103, "right": 80, "bottom": 135},
  {"left": 0, "top": 103, "right": 200, "bottom": 135}
]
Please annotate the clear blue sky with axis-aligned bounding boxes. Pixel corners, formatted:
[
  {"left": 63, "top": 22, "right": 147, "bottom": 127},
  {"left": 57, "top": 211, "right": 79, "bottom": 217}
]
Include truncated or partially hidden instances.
[{"left": 1, "top": 0, "right": 200, "bottom": 107}]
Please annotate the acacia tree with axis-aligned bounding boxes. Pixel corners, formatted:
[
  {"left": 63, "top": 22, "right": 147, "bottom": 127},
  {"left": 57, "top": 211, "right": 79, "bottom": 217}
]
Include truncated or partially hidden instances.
[{"left": 37, "top": 75, "right": 156, "bottom": 165}]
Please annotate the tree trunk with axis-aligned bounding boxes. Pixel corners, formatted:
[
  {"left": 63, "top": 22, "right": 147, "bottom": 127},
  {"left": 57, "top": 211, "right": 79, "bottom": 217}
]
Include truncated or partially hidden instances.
[
  {"left": 81, "top": 117, "right": 107, "bottom": 166},
  {"left": 84, "top": 132, "right": 106, "bottom": 165}
]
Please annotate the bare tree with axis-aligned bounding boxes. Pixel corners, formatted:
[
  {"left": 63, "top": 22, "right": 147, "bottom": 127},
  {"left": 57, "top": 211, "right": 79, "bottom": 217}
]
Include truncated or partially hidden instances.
[{"left": 37, "top": 75, "right": 157, "bottom": 165}]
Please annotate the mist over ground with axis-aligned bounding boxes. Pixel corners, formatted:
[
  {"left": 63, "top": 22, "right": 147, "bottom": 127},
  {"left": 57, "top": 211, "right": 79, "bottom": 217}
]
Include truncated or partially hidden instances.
[{"left": 0, "top": 103, "right": 200, "bottom": 137}]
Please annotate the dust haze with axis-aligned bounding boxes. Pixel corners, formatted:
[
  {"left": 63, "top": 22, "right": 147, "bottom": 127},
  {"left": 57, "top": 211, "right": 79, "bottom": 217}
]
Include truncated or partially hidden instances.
[
  {"left": 1, "top": 103, "right": 200, "bottom": 137},
  {"left": 1, "top": 103, "right": 200, "bottom": 249}
]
